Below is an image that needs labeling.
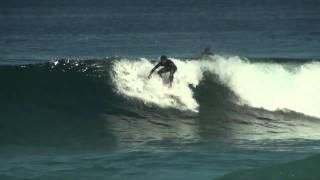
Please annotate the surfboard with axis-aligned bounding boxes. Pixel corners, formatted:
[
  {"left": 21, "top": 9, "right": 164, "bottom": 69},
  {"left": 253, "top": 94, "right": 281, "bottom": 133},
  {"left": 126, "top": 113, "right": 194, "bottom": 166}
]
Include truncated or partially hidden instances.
[{"left": 169, "top": 95, "right": 184, "bottom": 106}]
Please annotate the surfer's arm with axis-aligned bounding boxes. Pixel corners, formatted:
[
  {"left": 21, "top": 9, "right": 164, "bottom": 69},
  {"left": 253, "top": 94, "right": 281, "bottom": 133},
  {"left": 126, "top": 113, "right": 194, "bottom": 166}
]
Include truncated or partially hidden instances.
[{"left": 148, "top": 63, "right": 160, "bottom": 78}]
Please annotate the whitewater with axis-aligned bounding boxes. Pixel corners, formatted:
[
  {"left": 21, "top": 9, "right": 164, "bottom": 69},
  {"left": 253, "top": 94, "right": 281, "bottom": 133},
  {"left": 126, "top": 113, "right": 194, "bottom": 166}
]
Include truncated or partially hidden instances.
[{"left": 112, "top": 55, "right": 320, "bottom": 118}]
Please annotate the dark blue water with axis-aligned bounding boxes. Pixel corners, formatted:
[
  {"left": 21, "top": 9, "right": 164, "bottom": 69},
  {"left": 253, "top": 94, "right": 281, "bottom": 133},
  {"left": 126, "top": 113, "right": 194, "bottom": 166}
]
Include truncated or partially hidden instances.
[
  {"left": 1, "top": 0, "right": 320, "bottom": 179},
  {"left": 1, "top": 0, "right": 320, "bottom": 65}
]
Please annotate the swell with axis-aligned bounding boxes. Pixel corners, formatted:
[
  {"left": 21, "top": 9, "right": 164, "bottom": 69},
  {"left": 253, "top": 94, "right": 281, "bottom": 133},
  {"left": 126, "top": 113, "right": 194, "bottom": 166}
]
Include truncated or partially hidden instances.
[{"left": 1, "top": 56, "right": 320, "bottom": 147}]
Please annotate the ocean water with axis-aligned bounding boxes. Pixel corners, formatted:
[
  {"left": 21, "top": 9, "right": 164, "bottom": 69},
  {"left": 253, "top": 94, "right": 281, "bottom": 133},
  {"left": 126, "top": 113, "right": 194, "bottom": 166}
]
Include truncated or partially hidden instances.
[{"left": 1, "top": 0, "right": 320, "bottom": 179}]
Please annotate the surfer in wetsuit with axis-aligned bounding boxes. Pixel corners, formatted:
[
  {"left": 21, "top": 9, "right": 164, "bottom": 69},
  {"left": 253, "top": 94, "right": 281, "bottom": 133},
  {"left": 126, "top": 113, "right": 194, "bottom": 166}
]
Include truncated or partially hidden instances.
[
  {"left": 148, "top": 55, "right": 177, "bottom": 88},
  {"left": 201, "top": 47, "right": 213, "bottom": 56}
]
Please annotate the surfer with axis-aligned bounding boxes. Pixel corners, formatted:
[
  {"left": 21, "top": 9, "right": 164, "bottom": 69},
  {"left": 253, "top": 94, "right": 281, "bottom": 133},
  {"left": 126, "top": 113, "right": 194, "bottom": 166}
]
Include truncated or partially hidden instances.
[
  {"left": 148, "top": 55, "right": 177, "bottom": 88},
  {"left": 201, "top": 47, "right": 213, "bottom": 55}
]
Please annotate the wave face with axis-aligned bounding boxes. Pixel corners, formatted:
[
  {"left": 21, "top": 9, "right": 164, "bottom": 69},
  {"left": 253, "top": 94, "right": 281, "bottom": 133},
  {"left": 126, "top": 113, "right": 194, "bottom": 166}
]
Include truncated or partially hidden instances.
[{"left": 1, "top": 56, "right": 320, "bottom": 146}]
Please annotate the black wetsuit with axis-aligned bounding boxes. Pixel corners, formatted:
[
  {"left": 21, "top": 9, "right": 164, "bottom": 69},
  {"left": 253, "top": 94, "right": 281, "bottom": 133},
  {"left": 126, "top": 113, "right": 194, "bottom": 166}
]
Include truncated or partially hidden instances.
[{"left": 149, "top": 59, "right": 177, "bottom": 85}]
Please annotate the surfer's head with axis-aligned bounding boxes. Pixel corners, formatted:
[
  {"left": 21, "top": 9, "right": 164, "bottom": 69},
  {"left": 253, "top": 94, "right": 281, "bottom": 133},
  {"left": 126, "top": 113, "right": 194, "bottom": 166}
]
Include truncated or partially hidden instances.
[{"left": 160, "top": 55, "right": 168, "bottom": 63}]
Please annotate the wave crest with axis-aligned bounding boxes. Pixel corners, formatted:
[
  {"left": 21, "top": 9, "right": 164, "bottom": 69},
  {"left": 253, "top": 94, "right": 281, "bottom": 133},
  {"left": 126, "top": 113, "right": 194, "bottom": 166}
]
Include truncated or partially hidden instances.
[{"left": 112, "top": 56, "right": 320, "bottom": 118}]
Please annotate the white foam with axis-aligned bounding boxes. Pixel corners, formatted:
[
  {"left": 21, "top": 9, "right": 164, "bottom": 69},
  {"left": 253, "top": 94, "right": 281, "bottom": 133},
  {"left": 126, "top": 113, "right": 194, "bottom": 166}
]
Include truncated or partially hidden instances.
[
  {"left": 112, "top": 56, "right": 320, "bottom": 117},
  {"left": 208, "top": 56, "right": 320, "bottom": 118},
  {"left": 112, "top": 58, "right": 203, "bottom": 112}
]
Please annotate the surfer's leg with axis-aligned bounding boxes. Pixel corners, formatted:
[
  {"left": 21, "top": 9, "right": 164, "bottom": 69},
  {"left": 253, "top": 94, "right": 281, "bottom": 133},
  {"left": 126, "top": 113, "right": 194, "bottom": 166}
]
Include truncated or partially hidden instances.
[{"left": 169, "top": 68, "right": 176, "bottom": 87}]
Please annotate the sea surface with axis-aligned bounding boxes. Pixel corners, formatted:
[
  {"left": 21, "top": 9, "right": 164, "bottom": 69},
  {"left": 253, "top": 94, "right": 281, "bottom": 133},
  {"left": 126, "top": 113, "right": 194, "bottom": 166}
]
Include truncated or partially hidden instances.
[{"left": 1, "top": 0, "right": 320, "bottom": 179}]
